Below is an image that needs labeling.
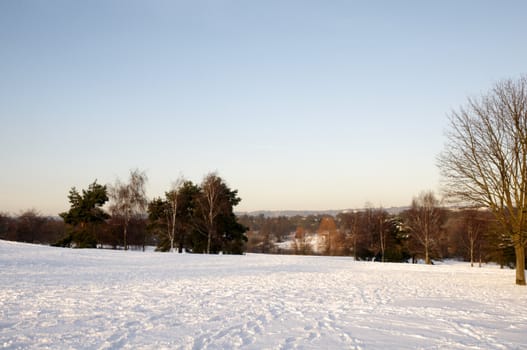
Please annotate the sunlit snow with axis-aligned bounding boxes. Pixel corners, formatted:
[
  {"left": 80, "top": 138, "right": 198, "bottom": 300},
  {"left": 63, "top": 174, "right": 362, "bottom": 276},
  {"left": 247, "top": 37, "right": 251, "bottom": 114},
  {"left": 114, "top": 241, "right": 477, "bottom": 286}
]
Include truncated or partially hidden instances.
[{"left": 1, "top": 240, "right": 526, "bottom": 349}]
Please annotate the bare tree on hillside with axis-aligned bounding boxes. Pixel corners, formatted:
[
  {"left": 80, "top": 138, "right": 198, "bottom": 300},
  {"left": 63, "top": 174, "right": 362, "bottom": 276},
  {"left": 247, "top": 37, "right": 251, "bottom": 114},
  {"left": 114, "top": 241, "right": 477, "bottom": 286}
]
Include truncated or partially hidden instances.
[
  {"left": 405, "top": 191, "right": 443, "bottom": 264},
  {"left": 109, "top": 169, "right": 148, "bottom": 250},
  {"left": 438, "top": 75, "right": 527, "bottom": 285}
]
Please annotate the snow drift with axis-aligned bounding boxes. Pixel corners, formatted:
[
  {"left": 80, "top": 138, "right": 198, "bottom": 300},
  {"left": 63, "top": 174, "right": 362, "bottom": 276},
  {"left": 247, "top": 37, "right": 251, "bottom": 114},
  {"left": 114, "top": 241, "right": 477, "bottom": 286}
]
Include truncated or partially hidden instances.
[{"left": 1, "top": 240, "right": 526, "bottom": 349}]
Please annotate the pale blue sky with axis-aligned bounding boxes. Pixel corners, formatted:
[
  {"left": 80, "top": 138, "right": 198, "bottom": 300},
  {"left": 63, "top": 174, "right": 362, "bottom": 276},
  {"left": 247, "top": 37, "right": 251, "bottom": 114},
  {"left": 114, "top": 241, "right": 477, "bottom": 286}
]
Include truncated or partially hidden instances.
[{"left": 1, "top": 1, "right": 526, "bottom": 215}]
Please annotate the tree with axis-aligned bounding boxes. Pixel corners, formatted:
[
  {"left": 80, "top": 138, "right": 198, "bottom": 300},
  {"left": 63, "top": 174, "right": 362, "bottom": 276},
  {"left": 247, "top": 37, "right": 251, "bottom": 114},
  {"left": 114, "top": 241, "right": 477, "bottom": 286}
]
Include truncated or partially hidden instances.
[
  {"left": 337, "top": 211, "right": 372, "bottom": 260},
  {"left": 454, "top": 209, "right": 489, "bottom": 267},
  {"left": 337, "top": 211, "right": 362, "bottom": 260},
  {"left": 404, "top": 191, "right": 443, "bottom": 264},
  {"left": 148, "top": 178, "right": 198, "bottom": 253},
  {"left": 370, "top": 208, "right": 390, "bottom": 262},
  {"left": 109, "top": 169, "right": 148, "bottom": 250},
  {"left": 195, "top": 173, "right": 247, "bottom": 254},
  {"left": 0, "top": 212, "right": 12, "bottom": 240},
  {"left": 175, "top": 180, "right": 200, "bottom": 252},
  {"left": 216, "top": 211, "right": 248, "bottom": 254},
  {"left": 318, "top": 216, "right": 340, "bottom": 255},
  {"left": 258, "top": 222, "right": 273, "bottom": 254},
  {"left": 197, "top": 173, "right": 226, "bottom": 254},
  {"left": 147, "top": 197, "right": 169, "bottom": 250},
  {"left": 383, "top": 216, "right": 410, "bottom": 263},
  {"left": 40, "top": 217, "right": 66, "bottom": 245},
  {"left": 58, "top": 181, "right": 109, "bottom": 248},
  {"left": 164, "top": 179, "right": 182, "bottom": 252},
  {"left": 438, "top": 76, "right": 527, "bottom": 285},
  {"left": 293, "top": 226, "right": 312, "bottom": 255},
  {"left": 148, "top": 178, "right": 185, "bottom": 252},
  {"left": 15, "top": 209, "right": 45, "bottom": 243}
]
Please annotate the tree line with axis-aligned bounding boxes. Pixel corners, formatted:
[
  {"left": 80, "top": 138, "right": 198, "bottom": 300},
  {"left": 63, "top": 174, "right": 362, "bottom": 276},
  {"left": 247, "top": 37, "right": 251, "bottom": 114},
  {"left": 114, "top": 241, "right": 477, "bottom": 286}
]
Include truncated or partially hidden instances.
[
  {"left": 0, "top": 209, "right": 65, "bottom": 245},
  {"left": 240, "top": 191, "right": 515, "bottom": 267},
  {"left": 0, "top": 171, "right": 247, "bottom": 254},
  {"left": 0, "top": 191, "right": 516, "bottom": 268}
]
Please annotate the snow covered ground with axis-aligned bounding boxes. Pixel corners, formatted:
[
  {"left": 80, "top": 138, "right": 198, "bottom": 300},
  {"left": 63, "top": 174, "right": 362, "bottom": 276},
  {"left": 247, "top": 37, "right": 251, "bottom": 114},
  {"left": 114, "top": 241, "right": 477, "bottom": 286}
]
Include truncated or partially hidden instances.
[{"left": 1, "top": 240, "right": 526, "bottom": 349}]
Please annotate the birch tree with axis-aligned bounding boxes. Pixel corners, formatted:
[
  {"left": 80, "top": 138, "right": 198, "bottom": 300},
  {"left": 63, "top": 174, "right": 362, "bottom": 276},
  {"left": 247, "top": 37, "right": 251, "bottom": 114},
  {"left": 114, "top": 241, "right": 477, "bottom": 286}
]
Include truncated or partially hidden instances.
[
  {"left": 109, "top": 169, "right": 148, "bottom": 250},
  {"left": 148, "top": 179, "right": 199, "bottom": 252},
  {"left": 378, "top": 211, "right": 387, "bottom": 262},
  {"left": 438, "top": 75, "right": 527, "bottom": 285},
  {"left": 196, "top": 172, "right": 244, "bottom": 254},
  {"left": 198, "top": 173, "right": 225, "bottom": 254},
  {"left": 164, "top": 177, "right": 184, "bottom": 252}
]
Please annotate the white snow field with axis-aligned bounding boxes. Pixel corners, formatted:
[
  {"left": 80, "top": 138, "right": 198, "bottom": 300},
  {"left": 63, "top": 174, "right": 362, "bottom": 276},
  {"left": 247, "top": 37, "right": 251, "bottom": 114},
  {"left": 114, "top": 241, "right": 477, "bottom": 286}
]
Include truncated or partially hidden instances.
[{"left": 1, "top": 240, "right": 526, "bottom": 350}]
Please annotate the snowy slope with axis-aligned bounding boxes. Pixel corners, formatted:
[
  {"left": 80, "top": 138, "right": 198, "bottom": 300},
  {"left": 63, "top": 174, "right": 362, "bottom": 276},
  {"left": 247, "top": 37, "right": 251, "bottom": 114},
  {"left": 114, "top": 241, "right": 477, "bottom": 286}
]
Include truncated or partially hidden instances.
[{"left": 1, "top": 240, "right": 526, "bottom": 349}]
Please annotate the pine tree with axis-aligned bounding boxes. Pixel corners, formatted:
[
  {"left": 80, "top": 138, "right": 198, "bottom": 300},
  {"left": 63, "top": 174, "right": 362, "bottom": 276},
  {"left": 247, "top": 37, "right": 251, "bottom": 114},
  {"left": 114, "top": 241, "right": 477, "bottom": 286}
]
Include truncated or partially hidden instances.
[{"left": 57, "top": 181, "right": 109, "bottom": 248}]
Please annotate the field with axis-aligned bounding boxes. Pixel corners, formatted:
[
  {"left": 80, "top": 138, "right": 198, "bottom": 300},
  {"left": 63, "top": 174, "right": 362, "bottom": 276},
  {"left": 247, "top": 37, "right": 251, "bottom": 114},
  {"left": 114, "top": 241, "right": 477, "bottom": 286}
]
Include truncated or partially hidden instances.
[{"left": 1, "top": 240, "right": 526, "bottom": 349}]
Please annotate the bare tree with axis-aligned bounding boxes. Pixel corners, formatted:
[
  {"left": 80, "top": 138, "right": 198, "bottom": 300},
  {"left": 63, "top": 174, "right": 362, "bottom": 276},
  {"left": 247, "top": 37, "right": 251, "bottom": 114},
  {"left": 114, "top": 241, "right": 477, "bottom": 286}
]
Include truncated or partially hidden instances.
[
  {"left": 337, "top": 211, "right": 368, "bottom": 260},
  {"left": 109, "top": 169, "right": 148, "bottom": 250},
  {"left": 364, "top": 208, "right": 391, "bottom": 262},
  {"left": 259, "top": 224, "right": 273, "bottom": 254},
  {"left": 405, "top": 191, "right": 442, "bottom": 264},
  {"left": 198, "top": 172, "right": 225, "bottom": 254},
  {"left": 438, "top": 76, "right": 527, "bottom": 285},
  {"left": 16, "top": 209, "right": 45, "bottom": 243},
  {"left": 318, "top": 216, "right": 337, "bottom": 255},
  {"left": 349, "top": 213, "right": 360, "bottom": 261},
  {"left": 462, "top": 209, "right": 488, "bottom": 267},
  {"left": 340, "top": 211, "right": 361, "bottom": 260},
  {"left": 0, "top": 212, "right": 13, "bottom": 240},
  {"left": 293, "top": 226, "right": 312, "bottom": 255},
  {"left": 165, "top": 177, "right": 184, "bottom": 252}
]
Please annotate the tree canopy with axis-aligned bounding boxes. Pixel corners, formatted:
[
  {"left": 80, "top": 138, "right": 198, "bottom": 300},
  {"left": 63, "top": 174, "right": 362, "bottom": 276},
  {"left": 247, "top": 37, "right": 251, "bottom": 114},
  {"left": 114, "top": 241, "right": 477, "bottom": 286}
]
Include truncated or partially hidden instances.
[
  {"left": 438, "top": 75, "right": 527, "bottom": 285},
  {"left": 58, "top": 180, "right": 109, "bottom": 248}
]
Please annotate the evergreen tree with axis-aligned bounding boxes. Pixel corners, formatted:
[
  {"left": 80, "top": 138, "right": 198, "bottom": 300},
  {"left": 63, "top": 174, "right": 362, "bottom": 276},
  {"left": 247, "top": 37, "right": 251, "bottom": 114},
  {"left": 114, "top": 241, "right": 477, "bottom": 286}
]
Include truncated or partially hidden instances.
[
  {"left": 57, "top": 181, "right": 109, "bottom": 248},
  {"left": 148, "top": 197, "right": 170, "bottom": 251}
]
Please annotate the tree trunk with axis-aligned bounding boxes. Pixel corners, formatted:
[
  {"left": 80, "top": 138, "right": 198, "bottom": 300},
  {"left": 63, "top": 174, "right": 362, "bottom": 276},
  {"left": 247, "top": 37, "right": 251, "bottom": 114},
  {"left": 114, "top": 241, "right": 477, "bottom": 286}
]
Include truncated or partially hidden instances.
[
  {"left": 514, "top": 243, "right": 526, "bottom": 285},
  {"left": 178, "top": 236, "right": 184, "bottom": 253},
  {"left": 170, "top": 209, "right": 176, "bottom": 252},
  {"left": 379, "top": 217, "right": 385, "bottom": 263},
  {"left": 353, "top": 236, "right": 357, "bottom": 261},
  {"left": 470, "top": 239, "right": 474, "bottom": 267},
  {"left": 123, "top": 225, "right": 128, "bottom": 251},
  {"left": 206, "top": 229, "right": 213, "bottom": 254},
  {"left": 424, "top": 233, "right": 431, "bottom": 264},
  {"left": 425, "top": 246, "right": 431, "bottom": 264},
  {"left": 380, "top": 231, "right": 384, "bottom": 262}
]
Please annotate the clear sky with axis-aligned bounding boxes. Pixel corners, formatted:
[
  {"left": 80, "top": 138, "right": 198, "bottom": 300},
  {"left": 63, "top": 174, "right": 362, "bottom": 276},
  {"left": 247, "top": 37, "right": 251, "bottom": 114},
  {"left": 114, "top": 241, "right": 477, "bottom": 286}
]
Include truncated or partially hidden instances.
[{"left": 1, "top": 1, "right": 526, "bottom": 215}]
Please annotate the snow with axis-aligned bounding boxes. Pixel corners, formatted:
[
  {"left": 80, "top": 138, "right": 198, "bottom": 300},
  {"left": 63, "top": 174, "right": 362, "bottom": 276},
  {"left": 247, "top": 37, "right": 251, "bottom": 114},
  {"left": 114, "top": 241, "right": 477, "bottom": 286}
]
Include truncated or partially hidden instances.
[{"left": 1, "top": 240, "right": 526, "bottom": 349}]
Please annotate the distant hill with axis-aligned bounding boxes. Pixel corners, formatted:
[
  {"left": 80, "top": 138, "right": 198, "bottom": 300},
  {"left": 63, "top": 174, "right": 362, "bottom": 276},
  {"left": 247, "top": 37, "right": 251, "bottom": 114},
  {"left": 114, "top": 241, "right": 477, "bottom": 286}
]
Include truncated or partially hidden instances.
[{"left": 236, "top": 207, "right": 409, "bottom": 218}]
